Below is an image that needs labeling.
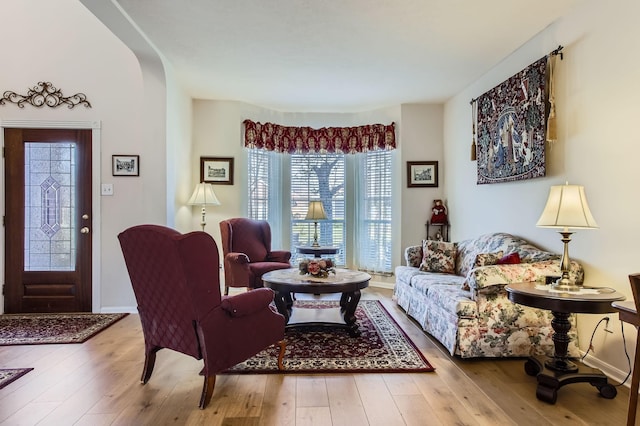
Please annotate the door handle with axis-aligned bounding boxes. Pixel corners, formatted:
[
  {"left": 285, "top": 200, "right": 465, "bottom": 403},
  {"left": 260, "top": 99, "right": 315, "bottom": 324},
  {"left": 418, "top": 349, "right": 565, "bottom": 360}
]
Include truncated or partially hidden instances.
[{"left": 80, "top": 227, "right": 90, "bottom": 234}]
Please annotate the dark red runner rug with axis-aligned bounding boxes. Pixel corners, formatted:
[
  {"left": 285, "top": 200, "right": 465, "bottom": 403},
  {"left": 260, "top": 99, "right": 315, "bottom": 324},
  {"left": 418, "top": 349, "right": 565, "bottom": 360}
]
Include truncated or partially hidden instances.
[
  {"left": 224, "top": 300, "right": 434, "bottom": 374},
  {"left": 0, "top": 313, "right": 128, "bottom": 345},
  {"left": 0, "top": 368, "right": 33, "bottom": 389}
]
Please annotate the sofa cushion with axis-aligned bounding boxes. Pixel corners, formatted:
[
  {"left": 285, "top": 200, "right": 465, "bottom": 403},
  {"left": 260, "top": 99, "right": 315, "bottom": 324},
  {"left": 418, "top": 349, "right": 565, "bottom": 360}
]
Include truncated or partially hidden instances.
[
  {"left": 460, "top": 251, "right": 506, "bottom": 291},
  {"left": 466, "top": 259, "right": 584, "bottom": 294},
  {"left": 455, "top": 232, "right": 559, "bottom": 277},
  {"left": 410, "top": 272, "right": 466, "bottom": 296},
  {"left": 474, "top": 251, "right": 504, "bottom": 267},
  {"left": 395, "top": 265, "right": 427, "bottom": 286},
  {"left": 404, "top": 245, "right": 423, "bottom": 268},
  {"left": 426, "top": 284, "right": 477, "bottom": 320},
  {"left": 420, "top": 240, "right": 457, "bottom": 274}
]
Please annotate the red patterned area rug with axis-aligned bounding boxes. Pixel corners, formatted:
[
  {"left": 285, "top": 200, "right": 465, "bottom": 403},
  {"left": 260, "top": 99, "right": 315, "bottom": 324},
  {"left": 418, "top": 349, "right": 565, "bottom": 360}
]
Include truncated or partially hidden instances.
[
  {"left": 0, "top": 368, "right": 33, "bottom": 389},
  {"left": 0, "top": 313, "right": 128, "bottom": 345},
  {"left": 224, "top": 300, "right": 434, "bottom": 374}
]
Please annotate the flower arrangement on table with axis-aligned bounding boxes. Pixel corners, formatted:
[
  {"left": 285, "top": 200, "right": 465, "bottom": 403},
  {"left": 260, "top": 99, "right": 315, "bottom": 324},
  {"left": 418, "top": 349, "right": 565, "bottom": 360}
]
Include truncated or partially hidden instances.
[{"left": 298, "top": 258, "right": 336, "bottom": 279}]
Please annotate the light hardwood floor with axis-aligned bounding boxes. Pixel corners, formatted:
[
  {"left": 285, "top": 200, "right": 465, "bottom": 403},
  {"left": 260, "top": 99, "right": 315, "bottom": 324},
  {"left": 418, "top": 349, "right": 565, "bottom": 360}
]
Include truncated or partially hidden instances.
[{"left": 0, "top": 287, "right": 631, "bottom": 425}]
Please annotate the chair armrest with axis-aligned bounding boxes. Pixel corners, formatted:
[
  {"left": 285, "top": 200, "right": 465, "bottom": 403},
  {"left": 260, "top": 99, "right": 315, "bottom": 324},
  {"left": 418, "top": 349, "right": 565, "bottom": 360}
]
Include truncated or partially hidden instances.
[
  {"left": 404, "top": 245, "right": 423, "bottom": 268},
  {"left": 267, "top": 250, "right": 291, "bottom": 263},
  {"left": 220, "top": 288, "right": 275, "bottom": 317},
  {"left": 225, "top": 252, "right": 250, "bottom": 264}
]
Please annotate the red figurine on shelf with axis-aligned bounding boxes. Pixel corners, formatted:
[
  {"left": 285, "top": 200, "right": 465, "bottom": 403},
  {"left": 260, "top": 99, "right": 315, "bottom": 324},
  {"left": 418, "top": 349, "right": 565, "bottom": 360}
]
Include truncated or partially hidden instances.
[{"left": 431, "top": 199, "right": 448, "bottom": 224}]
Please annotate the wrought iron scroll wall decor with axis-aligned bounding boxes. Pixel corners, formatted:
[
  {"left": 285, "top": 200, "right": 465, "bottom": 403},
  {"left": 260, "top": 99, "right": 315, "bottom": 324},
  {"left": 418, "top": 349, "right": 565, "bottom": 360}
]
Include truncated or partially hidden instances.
[{"left": 0, "top": 81, "right": 91, "bottom": 109}]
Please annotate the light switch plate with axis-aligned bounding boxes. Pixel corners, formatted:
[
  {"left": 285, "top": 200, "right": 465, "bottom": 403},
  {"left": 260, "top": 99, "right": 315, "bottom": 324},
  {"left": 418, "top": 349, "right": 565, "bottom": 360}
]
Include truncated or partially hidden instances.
[{"left": 101, "top": 183, "right": 114, "bottom": 196}]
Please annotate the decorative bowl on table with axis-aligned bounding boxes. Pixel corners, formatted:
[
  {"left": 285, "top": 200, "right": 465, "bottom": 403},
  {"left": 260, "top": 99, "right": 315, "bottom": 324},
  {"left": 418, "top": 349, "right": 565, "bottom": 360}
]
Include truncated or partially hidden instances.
[{"left": 298, "top": 258, "right": 336, "bottom": 279}]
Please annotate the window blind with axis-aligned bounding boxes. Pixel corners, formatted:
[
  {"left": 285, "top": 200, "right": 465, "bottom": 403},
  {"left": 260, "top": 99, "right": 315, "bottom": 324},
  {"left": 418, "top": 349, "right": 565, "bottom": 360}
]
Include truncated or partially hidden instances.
[
  {"left": 290, "top": 153, "right": 346, "bottom": 265},
  {"left": 247, "top": 149, "right": 282, "bottom": 247},
  {"left": 356, "top": 150, "right": 393, "bottom": 274}
]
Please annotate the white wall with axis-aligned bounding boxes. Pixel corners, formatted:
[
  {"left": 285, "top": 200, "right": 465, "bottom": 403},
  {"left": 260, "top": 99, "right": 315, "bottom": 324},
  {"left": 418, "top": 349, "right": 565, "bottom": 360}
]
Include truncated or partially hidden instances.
[
  {"left": 444, "top": 0, "right": 640, "bottom": 379},
  {"left": 400, "top": 104, "right": 445, "bottom": 253},
  {"left": 165, "top": 67, "right": 194, "bottom": 233}
]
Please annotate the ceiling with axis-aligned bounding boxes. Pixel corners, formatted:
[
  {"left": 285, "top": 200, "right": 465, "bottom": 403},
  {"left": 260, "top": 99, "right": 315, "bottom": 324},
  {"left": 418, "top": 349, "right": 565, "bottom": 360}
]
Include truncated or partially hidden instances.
[{"left": 115, "top": 0, "right": 583, "bottom": 112}]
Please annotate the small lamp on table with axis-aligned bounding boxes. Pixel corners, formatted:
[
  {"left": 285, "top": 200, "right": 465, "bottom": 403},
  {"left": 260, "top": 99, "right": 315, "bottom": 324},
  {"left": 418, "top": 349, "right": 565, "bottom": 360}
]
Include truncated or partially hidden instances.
[
  {"left": 305, "top": 200, "right": 327, "bottom": 248},
  {"left": 536, "top": 183, "right": 598, "bottom": 291}
]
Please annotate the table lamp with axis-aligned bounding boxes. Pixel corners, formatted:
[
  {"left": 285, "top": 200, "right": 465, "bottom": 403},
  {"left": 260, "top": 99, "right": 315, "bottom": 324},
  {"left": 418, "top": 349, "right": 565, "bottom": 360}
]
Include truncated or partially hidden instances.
[
  {"left": 305, "top": 200, "right": 327, "bottom": 247},
  {"left": 536, "top": 183, "right": 598, "bottom": 291},
  {"left": 188, "top": 182, "right": 220, "bottom": 231}
]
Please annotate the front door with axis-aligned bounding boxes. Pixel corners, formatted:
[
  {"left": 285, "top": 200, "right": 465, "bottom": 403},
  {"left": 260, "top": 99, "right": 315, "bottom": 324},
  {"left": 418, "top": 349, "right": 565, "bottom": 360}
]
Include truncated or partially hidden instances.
[{"left": 4, "top": 128, "right": 92, "bottom": 313}]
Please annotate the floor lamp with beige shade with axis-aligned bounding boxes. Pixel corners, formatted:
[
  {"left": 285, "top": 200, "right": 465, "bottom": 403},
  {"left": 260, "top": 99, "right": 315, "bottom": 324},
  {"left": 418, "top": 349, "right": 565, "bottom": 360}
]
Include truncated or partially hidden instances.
[{"left": 188, "top": 182, "right": 220, "bottom": 231}]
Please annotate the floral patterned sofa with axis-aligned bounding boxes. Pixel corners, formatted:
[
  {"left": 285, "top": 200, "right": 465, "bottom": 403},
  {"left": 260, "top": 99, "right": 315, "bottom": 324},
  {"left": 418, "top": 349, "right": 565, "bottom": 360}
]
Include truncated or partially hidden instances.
[{"left": 394, "top": 232, "right": 583, "bottom": 358}]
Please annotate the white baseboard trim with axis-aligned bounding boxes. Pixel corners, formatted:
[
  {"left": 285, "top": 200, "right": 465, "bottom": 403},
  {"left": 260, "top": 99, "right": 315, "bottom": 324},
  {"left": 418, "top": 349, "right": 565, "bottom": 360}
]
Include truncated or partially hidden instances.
[
  {"left": 369, "top": 281, "right": 395, "bottom": 290},
  {"left": 101, "top": 306, "right": 138, "bottom": 314},
  {"left": 582, "top": 352, "right": 631, "bottom": 389}
]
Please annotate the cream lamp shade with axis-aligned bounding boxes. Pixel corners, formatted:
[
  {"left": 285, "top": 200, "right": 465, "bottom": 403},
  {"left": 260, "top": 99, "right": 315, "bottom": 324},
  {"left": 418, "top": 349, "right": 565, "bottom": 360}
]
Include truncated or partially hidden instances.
[
  {"left": 536, "top": 183, "right": 597, "bottom": 291},
  {"left": 536, "top": 184, "right": 598, "bottom": 231},
  {"left": 305, "top": 200, "right": 327, "bottom": 221},
  {"left": 188, "top": 182, "right": 220, "bottom": 231},
  {"left": 305, "top": 200, "right": 327, "bottom": 247}
]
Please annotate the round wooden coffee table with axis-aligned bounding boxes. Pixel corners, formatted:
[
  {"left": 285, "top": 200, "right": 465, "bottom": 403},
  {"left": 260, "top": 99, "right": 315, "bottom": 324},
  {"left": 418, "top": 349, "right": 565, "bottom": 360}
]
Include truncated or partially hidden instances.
[{"left": 262, "top": 268, "right": 371, "bottom": 337}]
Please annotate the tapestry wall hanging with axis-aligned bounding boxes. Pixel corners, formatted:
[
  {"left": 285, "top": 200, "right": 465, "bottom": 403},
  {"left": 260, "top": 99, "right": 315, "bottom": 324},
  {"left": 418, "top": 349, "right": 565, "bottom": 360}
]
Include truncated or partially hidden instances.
[{"left": 475, "top": 56, "right": 548, "bottom": 184}]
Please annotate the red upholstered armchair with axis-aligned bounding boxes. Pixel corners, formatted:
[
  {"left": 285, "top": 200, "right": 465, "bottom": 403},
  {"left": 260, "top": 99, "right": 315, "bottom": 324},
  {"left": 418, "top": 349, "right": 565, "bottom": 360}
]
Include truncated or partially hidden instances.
[
  {"left": 118, "top": 224, "right": 285, "bottom": 409},
  {"left": 219, "top": 218, "right": 292, "bottom": 295}
]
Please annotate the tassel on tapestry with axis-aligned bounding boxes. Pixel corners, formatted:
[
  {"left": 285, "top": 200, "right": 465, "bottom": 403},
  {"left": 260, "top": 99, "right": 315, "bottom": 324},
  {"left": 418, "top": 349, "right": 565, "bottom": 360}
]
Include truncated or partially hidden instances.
[
  {"left": 470, "top": 99, "right": 477, "bottom": 161},
  {"left": 546, "top": 53, "right": 557, "bottom": 145}
]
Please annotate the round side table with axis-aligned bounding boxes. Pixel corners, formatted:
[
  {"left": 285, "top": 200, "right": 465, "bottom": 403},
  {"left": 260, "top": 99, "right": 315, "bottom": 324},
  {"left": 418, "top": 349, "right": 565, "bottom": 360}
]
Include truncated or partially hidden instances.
[
  {"left": 296, "top": 246, "right": 339, "bottom": 258},
  {"left": 506, "top": 282, "right": 625, "bottom": 404}
]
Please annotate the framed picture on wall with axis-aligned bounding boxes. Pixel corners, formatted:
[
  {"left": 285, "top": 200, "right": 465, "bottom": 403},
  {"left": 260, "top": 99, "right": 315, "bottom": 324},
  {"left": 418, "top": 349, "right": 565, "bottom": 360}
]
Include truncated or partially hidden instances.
[
  {"left": 112, "top": 155, "right": 140, "bottom": 176},
  {"left": 200, "top": 157, "right": 234, "bottom": 185},
  {"left": 407, "top": 161, "right": 438, "bottom": 187}
]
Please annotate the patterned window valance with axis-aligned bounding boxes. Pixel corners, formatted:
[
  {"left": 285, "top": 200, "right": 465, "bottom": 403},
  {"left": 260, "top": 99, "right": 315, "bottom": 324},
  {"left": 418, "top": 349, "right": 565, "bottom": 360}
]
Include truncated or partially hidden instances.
[{"left": 243, "top": 120, "right": 396, "bottom": 154}]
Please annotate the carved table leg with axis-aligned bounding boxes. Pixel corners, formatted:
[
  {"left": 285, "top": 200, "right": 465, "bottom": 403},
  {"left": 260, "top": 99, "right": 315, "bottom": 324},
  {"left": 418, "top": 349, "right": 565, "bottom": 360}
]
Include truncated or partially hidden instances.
[
  {"left": 341, "top": 290, "right": 361, "bottom": 337},
  {"left": 273, "top": 290, "right": 292, "bottom": 324},
  {"left": 546, "top": 311, "right": 577, "bottom": 372},
  {"left": 526, "top": 310, "right": 617, "bottom": 404},
  {"left": 339, "top": 292, "right": 348, "bottom": 311}
]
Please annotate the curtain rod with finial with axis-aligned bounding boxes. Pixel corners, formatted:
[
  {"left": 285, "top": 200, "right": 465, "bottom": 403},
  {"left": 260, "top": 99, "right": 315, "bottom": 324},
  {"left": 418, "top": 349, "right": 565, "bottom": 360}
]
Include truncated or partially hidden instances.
[{"left": 551, "top": 45, "right": 564, "bottom": 60}]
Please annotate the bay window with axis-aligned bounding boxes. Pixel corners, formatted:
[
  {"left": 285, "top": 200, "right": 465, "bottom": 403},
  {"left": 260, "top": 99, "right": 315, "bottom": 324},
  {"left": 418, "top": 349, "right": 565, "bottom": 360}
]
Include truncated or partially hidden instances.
[{"left": 244, "top": 120, "right": 396, "bottom": 274}]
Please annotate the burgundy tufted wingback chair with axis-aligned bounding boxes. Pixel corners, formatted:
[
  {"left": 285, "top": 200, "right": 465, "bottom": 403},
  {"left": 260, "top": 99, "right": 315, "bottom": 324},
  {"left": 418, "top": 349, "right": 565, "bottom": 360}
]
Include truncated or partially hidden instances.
[
  {"left": 219, "top": 218, "right": 292, "bottom": 295},
  {"left": 118, "top": 224, "right": 285, "bottom": 409}
]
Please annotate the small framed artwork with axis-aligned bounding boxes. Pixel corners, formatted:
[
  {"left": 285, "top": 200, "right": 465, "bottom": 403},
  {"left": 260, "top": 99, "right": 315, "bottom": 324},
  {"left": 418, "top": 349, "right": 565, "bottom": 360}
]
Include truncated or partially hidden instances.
[
  {"left": 112, "top": 155, "right": 140, "bottom": 176},
  {"left": 407, "top": 161, "right": 438, "bottom": 188},
  {"left": 200, "top": 157, "right": 234, "bottom": 185}
]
